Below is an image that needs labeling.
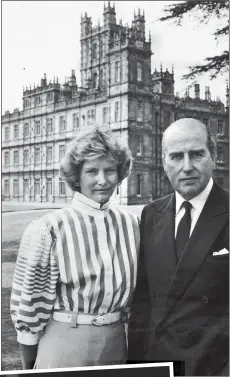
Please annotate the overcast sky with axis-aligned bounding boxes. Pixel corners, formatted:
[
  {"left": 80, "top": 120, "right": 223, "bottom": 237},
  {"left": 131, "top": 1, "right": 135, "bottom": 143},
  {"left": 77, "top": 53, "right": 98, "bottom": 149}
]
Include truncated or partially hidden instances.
[{"left": 2, "top": 0, "right": 229, "bottom": 113}]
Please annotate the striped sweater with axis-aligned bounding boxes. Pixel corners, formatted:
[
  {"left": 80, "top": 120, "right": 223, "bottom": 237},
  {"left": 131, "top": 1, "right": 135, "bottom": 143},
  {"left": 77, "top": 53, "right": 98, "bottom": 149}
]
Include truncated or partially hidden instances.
[{"left": 10, "top": 192, "right": 140, "bottom": 345}]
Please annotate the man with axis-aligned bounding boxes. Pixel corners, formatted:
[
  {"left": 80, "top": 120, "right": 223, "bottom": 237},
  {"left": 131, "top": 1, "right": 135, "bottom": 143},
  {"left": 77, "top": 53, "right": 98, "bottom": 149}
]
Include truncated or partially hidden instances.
[{"left": 128, "top": 118, "right": 229, "bottom": 376}]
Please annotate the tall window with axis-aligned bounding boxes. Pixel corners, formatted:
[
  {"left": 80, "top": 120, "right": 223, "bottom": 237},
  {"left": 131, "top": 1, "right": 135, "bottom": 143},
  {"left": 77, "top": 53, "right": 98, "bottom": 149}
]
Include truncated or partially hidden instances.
[
  {"left": 217, "top": 120, "right": 224, "bottom": 135},
  {"left": 115, "top": 61, "right": 120, "bottom": 83},
  {"left": 115, "top": 102, "right": 119, "bottom": 122},
  {"left": 47, "top": 93, "right": 53, "bottom": 102},
  {"left": 46, "top": 178, "right": 53, "bottom": 195},
  {"left": 59, "top": 144, "right": 66, "bottom": 161},
  {"left": 47, "top": 118, "right": 54, "bottom": 134},
  {"left": 93, "top": 73, "right": 98, "bottom": 88},
  {"left": 137, "top": 136, "right": 143, "bottom": 156},
  {"left": 13, "top": 179, "right": 19, "bottom": 197},
  {"left": 155, "top": 112, "right": 159, "bottom": 127},
  {"left": 137, "top": 62, "right": 143, "bottom": 82},
  {"left": 103, "top": 107, "right": 108, "bottom": 124},
  {"left": 13, "top": 150, "right": 19, "bottom": 166},
  {"left": 59, "top": 116, "right": 66, "bottom": 132},
  {"left": 5, "top": 126, "right": 10, "bottom": 141},
  {"left": 59, "top": 177, "right": 66, "bottom": 196},
  {"left": 73, "top": 113, "right": 80, "bottom": 130},
  {"left": 203, "top": 117, "right": 209, "bottom": 127},
  {"left": 47, "top": 146, "right": 53, "bottom": 163},
  {"left": 137, "top": 103, "right": 143, "bottom": 121},
  {"left": 24, "top": 123, "right": 29, "bottom": 138},
  {"left": 23, "top": 149, "right": 29, "bottom": 165},
  {"left": 92, "top": 43, "right": 97, "bottom": 60},
  {"left": 4, "top": 151, "right": 10, "bottom": 166},
  {"left": 4, "top": 180, "right": 10, "bottom": 195},
  {"left": 217, "top": 146, "right": 224, "bottom": 162},
  {"left": 34, "top": 147, "right": 41, "bottom": 163},
  {"left": 87, "top": 109, "right": 95, "bottom": 125},
  {"left": 34, "top": 178, "right": 41, "bottom": 195},
  {"left": 23, "top": 179, "right": 29, "bottom": 196},
  {"left": 35, "top": 120, "right": 41, "bottom": 135},
  {"left": 137, "top": 174, "right": 142, "bottom": 196},
  {"left": 35, "top": 96, "right": 41, "bottom": 106},
  {"left": 14, "top": 124, "right": 19, "bottom": 139}
]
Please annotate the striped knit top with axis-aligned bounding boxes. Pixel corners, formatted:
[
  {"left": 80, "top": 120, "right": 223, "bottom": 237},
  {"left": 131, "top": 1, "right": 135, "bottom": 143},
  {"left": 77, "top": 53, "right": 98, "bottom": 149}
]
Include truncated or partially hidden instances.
[{"left": 10, "top": 192, "right": 140, "bottom": 346}]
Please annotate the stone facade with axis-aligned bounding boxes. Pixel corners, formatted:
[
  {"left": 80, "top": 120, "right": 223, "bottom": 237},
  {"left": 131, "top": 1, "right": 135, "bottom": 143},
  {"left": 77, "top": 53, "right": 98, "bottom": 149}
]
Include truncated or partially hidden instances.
[{"left": 2, "top": 2, "right": 229, "bottom": 205}]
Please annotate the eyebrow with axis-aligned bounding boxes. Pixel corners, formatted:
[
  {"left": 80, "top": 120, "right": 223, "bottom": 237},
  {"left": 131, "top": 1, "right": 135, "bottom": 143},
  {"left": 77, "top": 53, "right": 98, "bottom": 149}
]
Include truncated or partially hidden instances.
[{"left": 169, "top": 149, "right": 205, "bottom": 156}]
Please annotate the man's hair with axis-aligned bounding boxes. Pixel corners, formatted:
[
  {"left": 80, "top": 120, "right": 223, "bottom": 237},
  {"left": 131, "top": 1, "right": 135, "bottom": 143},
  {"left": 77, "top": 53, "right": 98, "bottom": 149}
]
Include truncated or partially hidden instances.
[
  {"left": 60, "top": 126, "right": 132, "bottom": 191},
  {"left": 161, "top": 118, "right": 216, "bottom": 161}
]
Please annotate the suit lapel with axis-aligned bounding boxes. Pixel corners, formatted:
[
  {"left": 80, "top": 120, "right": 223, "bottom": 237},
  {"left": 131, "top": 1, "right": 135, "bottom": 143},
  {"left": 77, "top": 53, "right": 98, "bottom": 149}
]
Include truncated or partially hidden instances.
[{"left": 165, "top": 183, "right": 228, "bottom": 313}]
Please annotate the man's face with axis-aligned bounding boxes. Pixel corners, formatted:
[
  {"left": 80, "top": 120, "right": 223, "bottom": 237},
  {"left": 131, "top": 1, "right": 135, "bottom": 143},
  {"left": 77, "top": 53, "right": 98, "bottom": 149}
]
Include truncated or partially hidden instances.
[{"left": 163, "top": 124, "right": 214, "bottom": 200}]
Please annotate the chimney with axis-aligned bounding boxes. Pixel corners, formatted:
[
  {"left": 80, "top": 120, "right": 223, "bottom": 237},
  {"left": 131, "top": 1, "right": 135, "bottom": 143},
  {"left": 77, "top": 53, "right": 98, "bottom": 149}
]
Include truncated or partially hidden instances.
[
  {"left": 205, "top": 86, "right": 211, "bottom": 101},
  {"left": 194, "top": 84, "right": 200, "bottom": 99}
]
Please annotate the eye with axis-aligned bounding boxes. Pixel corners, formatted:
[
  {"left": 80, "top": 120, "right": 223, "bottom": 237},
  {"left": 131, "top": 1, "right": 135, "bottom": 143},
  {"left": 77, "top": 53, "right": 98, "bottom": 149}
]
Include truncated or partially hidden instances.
[
  {"left": 86, "top": 169, "right": 98, "bottom": 175},
  {"left": 171, "top": 154, "right": 183, "bottom": 161},
  {"left": 106, "top": 168, "right": 117, "bottom": 174},
  {"left": 191, "top": 151, "right": 203, "bottom": 158}
]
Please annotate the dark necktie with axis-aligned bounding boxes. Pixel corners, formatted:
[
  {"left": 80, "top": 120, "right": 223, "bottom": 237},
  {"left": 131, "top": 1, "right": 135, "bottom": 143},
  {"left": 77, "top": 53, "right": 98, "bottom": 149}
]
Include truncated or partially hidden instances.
[{"left": 176, "top": 201, "right": 192, "bottom": 260}]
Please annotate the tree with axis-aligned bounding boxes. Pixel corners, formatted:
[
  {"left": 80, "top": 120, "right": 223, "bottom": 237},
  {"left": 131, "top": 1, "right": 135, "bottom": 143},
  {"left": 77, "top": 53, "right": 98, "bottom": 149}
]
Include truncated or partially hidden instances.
[{"left": 159, "top": 0, "right": 229, "bottom": 81}]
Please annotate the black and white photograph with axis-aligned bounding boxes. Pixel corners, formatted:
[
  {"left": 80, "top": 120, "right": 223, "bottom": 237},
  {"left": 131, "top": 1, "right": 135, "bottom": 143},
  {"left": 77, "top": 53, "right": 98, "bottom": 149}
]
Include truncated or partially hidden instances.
[{"left": 2, "top": 1, "right": 229, "bottom": 376}]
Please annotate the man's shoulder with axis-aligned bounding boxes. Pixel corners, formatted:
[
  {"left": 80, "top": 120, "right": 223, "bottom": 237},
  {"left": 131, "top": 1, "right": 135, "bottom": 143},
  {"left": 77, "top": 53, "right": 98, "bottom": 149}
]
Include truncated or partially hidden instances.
[
  {"left": 212, "top": 182, "right": 229, "bottom": 210},
  {"left": 143, "top": 193, "right": 174, "bottom": 213}
]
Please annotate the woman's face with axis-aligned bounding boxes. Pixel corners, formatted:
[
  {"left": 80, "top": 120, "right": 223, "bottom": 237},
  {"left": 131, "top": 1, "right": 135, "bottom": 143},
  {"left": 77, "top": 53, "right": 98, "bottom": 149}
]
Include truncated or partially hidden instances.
[{"left": 79, "top": 156, "right": 119, "bottom": 204}]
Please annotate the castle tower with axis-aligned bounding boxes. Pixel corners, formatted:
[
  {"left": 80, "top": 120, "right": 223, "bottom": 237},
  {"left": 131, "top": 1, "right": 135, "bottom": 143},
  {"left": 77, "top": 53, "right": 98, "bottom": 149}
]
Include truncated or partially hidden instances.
[
  {"left": 103, "top": 1, "right": 116, "bottom": 25},
  {"left": 131, "top": 8, "right": 145, "bottom": 41}
]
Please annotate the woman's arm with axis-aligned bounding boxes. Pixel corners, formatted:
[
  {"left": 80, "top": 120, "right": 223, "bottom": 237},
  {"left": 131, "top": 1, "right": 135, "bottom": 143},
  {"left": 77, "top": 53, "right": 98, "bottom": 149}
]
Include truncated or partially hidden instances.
[{"left": 10, "top": 219, "right": 59, "bottom": 369}]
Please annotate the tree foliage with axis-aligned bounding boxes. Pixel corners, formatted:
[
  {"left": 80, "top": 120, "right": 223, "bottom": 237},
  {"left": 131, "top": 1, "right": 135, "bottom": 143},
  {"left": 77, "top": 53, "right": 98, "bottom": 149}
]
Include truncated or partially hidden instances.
[{"left": 159, "top": 0, "right": 229, "bottom": 80}]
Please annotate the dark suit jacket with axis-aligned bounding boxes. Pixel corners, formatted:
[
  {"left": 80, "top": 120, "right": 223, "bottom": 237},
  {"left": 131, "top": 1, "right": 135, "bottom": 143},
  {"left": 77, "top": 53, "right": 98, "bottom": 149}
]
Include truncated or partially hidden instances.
[{"left": 128, "top": 183, "right": 229, "bottom": 376}]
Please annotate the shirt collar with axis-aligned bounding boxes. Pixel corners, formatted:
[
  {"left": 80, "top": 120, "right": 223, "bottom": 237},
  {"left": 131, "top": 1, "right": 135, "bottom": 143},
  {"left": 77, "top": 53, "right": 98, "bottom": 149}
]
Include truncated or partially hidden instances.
[
  {"left": 175, "top": 177, "right": 213, "bottom": 214},
  {"left": 72, "top": 191, "right": 109, "bottom": 215}
]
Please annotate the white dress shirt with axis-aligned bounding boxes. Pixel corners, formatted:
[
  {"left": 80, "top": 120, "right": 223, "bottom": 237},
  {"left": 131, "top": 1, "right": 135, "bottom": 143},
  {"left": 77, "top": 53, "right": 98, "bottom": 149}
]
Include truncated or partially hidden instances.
[{"left": 175, "top": 178, "right": 213, "bottom": 237}]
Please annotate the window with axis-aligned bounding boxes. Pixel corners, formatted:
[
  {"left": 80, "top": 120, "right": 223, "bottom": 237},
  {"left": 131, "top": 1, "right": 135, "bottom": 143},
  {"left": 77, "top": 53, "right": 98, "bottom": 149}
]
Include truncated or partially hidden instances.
[
  {"left": 137, "top": 174, "right": 142, "bottom": 196},
  {"left": 217, "top": 146, "right": 224, "bottom": 163},
  {"left": 47, "top": 93, "right": 53, "bottom": 102},
  {"left": 93, "top": 73, "right": 98, "bottom": 88},
  {"left": 73, "top": 113, "right": 80, "bottom": 130},
  {"left": 87, "top": 109, "right": 95, "bottom": 125},
  {"left": 13, "top": 150, "right": 19, "bottom": 166},
  {"left": 47, "top": 118, "right": 54, "bottom": 134},
  {"left": 59, "top": 177, "right": 66, "bottom": 196},
  {"left": 4, "top": 151, "right": 10, "bottom": 166},
  {"left": 5, "top": 126, "right": 10, "bottom": 141},
  {"left": 103, "top": 107, "right": 108, "bottom": 124},
  {"left": 137, "top": 62, "right": 143, "bottom": 82},
  {"left": 13, "top": 179, "right": 19, "bottom": 197},
  {"left": 35, "top": 120, "right": 41, "bottom": 136},
  {"left": 34, "top": 147, "right": 41, "bottom": 163},
  {"left": 137, "top": 103, "right": 143, "bottom": 121},
  {"left": 115, "top": 102, "right": 119, "bottom": 122},
  {"left": 59, "top": 116, "right": 66, "bottom": 132},
  {"left": 23, "top": 179, "right": 29, "bottom": 196},
  {"left": 47, "top": 146, "right": 53, "bottom": 163},
  {"left": 115, "top": 61, "right": 120, "bottom": 83},
  {"left": 59, "top": 144, "right": 66, "bottom": 161},
  {"left": 14, "top": 124, "right": 19, "bottom": 139},
  {"left": 137, "top": 136, "right": 143, "bottom": 156},
  {"left": 24, "top": 123, "right": 29, "bottom": 138},
  {"left": 203, "top": 117, "right": 209, "bottom": 126},
  {"left": 35, "top": 96, "right": 41, "bottom": 106},
  {"left": 155, "top": 112, "right": 159, "bottom": 127},
  {"left": 24, "top": 98, "right": 30, "bottom": 108},
  {"left": 35, "top": 178, "right": 40, "bottom": 195},
  {"left": 217, "top": 120, "right": 224, "bottom": 135},
  {"left": 23, "top": 149, "right": 29, "bottom": 165},
  {"left": 46, "top": 178, "right": 53, "bottom": 195},
  {"left": 4, "top": 180, "right": 9, "bottom": 195},
  {"left": 92, "top": 43, "right": 97, "bottom": 60}
]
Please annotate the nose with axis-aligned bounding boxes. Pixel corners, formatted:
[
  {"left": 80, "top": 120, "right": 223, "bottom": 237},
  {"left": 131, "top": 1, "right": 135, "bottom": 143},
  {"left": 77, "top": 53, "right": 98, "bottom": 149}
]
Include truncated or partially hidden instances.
[
  {"left": 97, "top": 171, "right": 107, "bottom": 185},
  {"left": 182, "top": 154, "right": 193, "bottom": 172}
]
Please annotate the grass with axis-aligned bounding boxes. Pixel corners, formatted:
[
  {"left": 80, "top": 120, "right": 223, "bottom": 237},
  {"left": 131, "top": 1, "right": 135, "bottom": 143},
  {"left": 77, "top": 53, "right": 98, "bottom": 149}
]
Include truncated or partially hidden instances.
[{"left": 2, "top": 241, "right": 22, "bottom": 371}]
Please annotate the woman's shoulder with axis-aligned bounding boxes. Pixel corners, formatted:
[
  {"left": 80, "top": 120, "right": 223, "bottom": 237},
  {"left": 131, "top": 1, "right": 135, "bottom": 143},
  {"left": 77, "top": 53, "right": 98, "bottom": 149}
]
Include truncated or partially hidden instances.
[{"left": 109, "top": 205, "right": 140, "bottom": 224}]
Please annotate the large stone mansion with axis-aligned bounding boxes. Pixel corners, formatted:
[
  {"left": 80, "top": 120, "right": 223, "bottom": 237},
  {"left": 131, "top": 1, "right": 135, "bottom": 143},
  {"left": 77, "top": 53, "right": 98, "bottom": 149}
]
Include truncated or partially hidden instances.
[{"left": 2, "top": 2, "right": 229, "bottom": 204}]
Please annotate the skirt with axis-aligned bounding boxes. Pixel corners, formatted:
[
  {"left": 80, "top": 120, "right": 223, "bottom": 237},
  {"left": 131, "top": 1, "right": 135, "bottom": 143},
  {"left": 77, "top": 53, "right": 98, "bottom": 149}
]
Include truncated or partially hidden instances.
[{"left": 34, "top": 318, "right": 127, "bottom": 369}]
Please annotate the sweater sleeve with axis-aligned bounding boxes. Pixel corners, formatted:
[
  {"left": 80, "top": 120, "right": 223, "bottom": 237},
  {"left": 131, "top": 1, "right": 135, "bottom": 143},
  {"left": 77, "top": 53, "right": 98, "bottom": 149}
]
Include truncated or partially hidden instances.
[{"left": 10, "top": 219, "right": 60, "bottom": 346}]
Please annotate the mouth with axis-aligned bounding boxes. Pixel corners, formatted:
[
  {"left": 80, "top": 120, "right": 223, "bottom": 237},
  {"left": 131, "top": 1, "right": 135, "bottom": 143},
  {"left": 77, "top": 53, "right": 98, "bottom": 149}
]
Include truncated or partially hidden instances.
[
  {"left": 94, "top": 189, "right": 110, "bottom": 193},
  {"left": 180, "top": 177, "right": 198, "bottom": 184}
]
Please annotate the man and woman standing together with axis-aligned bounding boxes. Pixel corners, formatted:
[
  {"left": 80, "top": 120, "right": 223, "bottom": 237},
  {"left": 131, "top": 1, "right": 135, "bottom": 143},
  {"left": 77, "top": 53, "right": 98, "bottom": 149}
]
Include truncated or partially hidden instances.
[{"left": 11, "top": 118, "right": 228, "bottom": 376}]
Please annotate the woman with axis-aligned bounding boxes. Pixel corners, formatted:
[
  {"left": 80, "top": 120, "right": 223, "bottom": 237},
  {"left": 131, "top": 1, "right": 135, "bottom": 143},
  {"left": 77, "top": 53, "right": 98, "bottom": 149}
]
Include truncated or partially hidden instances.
[{"left": 10, "top": 127, "right": 140, "bottom": 369}]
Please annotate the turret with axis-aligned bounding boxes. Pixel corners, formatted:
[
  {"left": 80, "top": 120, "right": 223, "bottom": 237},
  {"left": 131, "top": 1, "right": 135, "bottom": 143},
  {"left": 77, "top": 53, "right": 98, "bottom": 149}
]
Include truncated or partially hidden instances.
[
  {"left": 81, "top": 12, "right": 92, "bottom": 38},
  {"left": 103, "top": 1, "right": 116, "bottom": 26},
  {"left": 131, "top": 8, "right": 145, "bottom": 41}
]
